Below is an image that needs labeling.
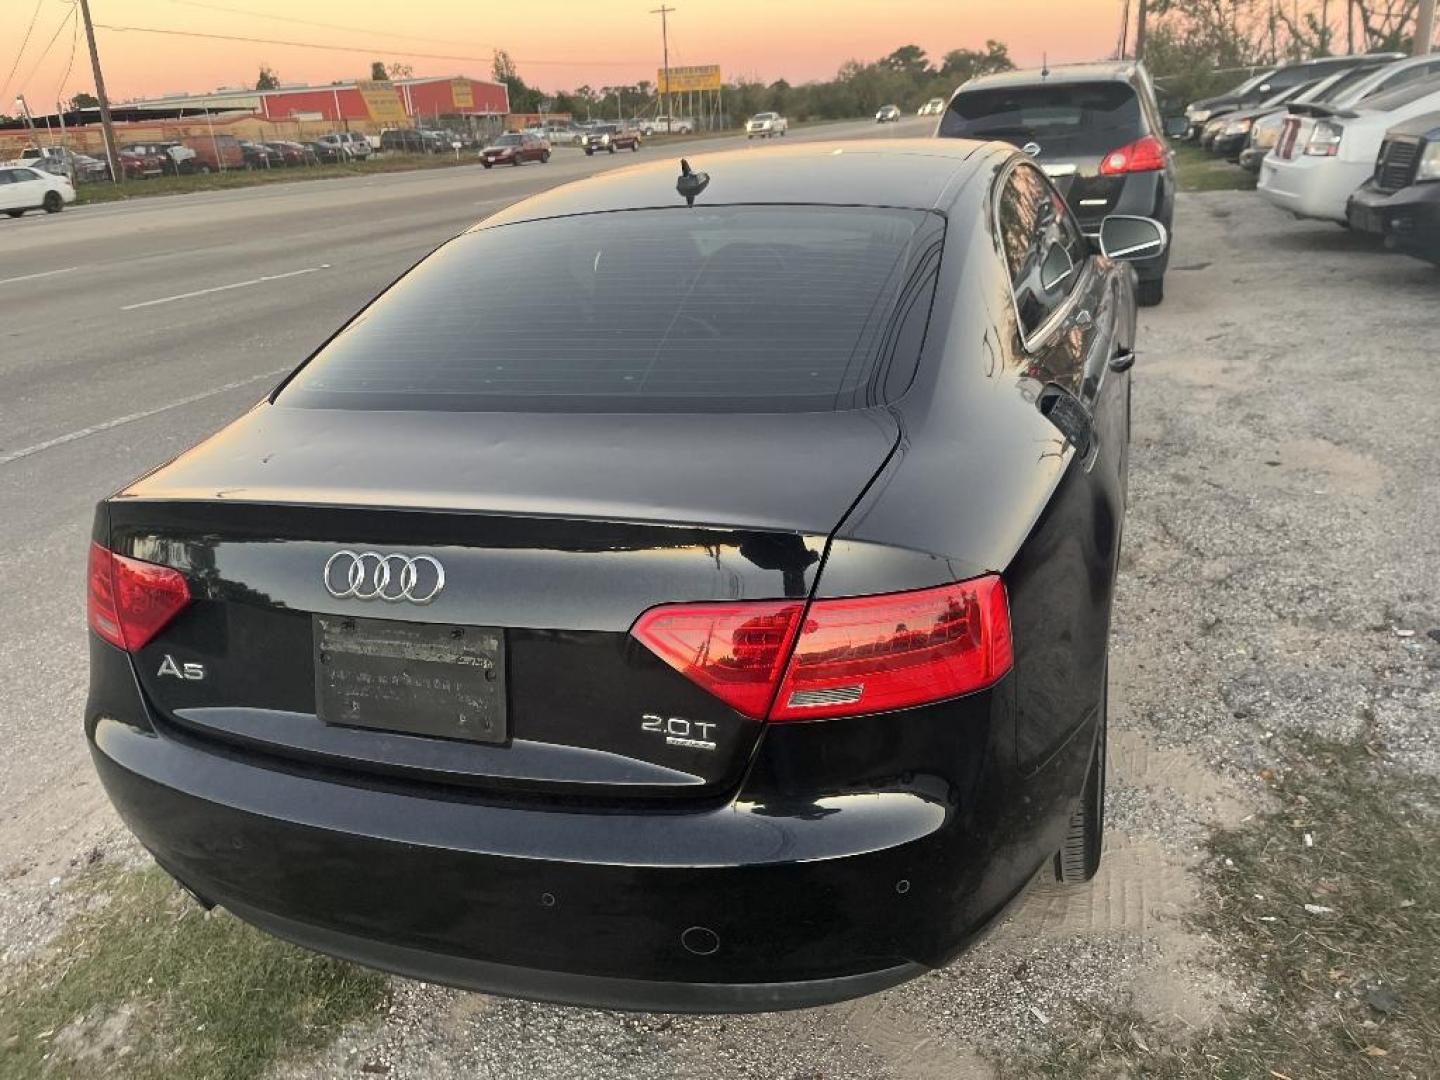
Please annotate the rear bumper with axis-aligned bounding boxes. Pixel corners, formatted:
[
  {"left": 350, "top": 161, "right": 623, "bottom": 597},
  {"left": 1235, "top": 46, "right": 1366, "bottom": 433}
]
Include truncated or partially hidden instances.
[
  {"left": 1346, "top": 180, "right": 1440, "bottom": 261},
  {"left": 89, "top": 652, "right": 1066, "bottom": 1011},
  {"left": 1258, "top": 154, "right": 1369, "bottom": 223}
]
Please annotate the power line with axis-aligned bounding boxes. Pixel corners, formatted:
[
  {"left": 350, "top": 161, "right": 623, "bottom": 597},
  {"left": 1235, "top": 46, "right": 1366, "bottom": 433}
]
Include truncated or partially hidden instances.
[
  {"left": 92, "top": 23, "right": 646, "bottom": 67},
  {"left": 1, "top": 0, "right": 47, "bottom": 104},
  {"left": 16, "top": 5, "right": 77, "bottom": 100},
  {"left": 56, "top": 3, "right": 79, "bottom": 107},
  {"left": 156, "top": 0, "right": 477, "bottom": 52}
]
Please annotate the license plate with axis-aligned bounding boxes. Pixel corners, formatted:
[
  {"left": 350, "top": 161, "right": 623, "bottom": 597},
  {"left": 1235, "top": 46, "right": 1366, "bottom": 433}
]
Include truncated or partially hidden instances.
[
  {"left": 1350, "top": 206, "right": 1384, "bottom": 235},
  {"left": 314, "top": 615, "right": 507, "bottom": 744}
]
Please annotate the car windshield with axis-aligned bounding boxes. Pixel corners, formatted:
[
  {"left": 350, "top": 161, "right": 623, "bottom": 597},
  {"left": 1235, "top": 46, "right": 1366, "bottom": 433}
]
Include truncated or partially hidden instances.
[
  {"left": 754, "top": 113, "right": 777, "bottom": 120},
  {"left": 1231, "top": 70, "right": 1275, "bottom": 96},
  {"left": 1358, "top": 75, "right": 1440, "bottom": 112},
  {"left": 494, "top": 135, "right": 522, "bottom": 146},
  {"left": 279, "top": 206, "right": 942, "bottom": 414},
  {"left": 939, "top": 81, "right": 1141, "bottom": 149}
]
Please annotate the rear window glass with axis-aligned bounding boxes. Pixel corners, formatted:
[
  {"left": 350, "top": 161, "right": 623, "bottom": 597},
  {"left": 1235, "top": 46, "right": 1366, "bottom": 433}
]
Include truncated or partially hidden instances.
[
  {"left": 1360, "top": 74, "right": 1440, "bottom": 112},
  {"left": 939, "top": 82, "right": 1140, "bottom": 148},
  {"left": 279, "top": 206, "right": 943, "bottom": 414}
]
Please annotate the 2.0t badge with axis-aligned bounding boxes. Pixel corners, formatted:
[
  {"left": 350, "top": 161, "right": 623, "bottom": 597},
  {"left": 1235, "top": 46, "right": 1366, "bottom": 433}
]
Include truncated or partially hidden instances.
[{"left": 323, "top": 551, "right": 445, "bottom": 604}]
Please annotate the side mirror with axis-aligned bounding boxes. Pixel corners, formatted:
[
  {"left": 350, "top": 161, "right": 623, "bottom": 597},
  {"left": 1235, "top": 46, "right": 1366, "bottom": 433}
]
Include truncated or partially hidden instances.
[
  {"left": 1163, "top": 115, "right": 1189, "bottom": 139},
  {"left": 1099, "top": 215, "right": 1169, "bottom": 262}
]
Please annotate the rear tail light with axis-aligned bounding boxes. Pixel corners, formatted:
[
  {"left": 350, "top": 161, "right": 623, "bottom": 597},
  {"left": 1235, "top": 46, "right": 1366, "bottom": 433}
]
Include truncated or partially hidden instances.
[
  {"left": 1277, "top": 118, "right": 1301, "bottom": 159},
  {"left": 631, "top": 576, "right": 1013, "bottom": 722},
  {"left": 1305, "top": 120, "right": 1343, "bottom": 157},
  {"left": 1098, "top": 135, "right": 1168, "bottom": 175},
  {"left": 87, "top": 542, "right": 191, "bottom": 651}
]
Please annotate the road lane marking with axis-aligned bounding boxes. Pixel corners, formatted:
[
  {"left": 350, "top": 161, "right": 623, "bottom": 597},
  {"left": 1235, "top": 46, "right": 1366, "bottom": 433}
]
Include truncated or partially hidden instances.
[
  {"left": 0, "top": 266, "right": 80, "bottom": 287},
  {"left": 0, "top": 367, "right": 290, "bottom": 467},
  {"left": 121, "top": 265, "right": 329, "bottom": 311}
]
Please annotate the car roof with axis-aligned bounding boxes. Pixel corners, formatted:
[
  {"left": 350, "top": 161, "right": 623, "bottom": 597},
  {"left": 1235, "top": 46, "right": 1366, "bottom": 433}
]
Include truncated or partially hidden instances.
[
  {"left": 1384, "top": 108, "right": 1440, "bottom": 138},
  {"left": 959, "top": 61, "right": 1143, "bottom": 92},
  {"left": 476, "top": 139, "right": 997, "bottom": 229}
]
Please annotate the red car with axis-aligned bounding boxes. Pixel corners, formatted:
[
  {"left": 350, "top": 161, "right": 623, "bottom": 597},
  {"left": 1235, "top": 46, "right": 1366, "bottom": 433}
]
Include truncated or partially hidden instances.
[
  {"left": 480, "top": 132, "right": 550, "bottom": 168},
  {"left": 264, "top": 141, "right": 316, "bottom": 166},
  {"left": 118, "top": 148, "right": 167, "bottom": 179}
]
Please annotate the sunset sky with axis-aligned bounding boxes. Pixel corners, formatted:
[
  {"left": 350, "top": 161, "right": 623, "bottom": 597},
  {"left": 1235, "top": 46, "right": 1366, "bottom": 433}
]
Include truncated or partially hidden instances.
[{"left": 2, "top": 0, "right": 1126, "bottom": 107}]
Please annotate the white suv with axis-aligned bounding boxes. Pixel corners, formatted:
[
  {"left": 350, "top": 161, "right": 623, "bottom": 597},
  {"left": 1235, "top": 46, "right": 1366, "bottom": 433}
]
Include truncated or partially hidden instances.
[
  {"left": 745, "top": 112, "right": 788, "bottom": 138},
  {"left": 1260, "top": 75, "right": 1440, "bottom": 222}
]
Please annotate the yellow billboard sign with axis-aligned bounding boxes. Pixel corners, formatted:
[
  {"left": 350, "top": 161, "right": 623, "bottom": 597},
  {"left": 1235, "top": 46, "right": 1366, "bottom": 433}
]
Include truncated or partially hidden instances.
[
  {"left": 452, "top": 79, "right": 474, "bottom": 109},
  {"left": 356, "top": 80, "right": 408, "bottom": 124},
  {"left": 656, "top": 65, "right": 721, "bottom": 93}
]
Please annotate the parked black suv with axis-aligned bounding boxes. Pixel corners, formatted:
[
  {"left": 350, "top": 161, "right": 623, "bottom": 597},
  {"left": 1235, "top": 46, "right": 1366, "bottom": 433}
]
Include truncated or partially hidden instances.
[
  {"left": 938, "top": 61, "right": 1175, "bottom": 305},
  {"left": 1347, "top": 110, "right": 1440, "bottom": 266},
  {"left": 1184, "top": 53, "right": 1403, "bottom": 137}
]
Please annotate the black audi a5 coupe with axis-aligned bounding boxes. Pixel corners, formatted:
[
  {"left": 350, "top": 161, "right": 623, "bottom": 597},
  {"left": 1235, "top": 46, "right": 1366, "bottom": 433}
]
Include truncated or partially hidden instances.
[{"left": 86, "top": 139, "right": 1166, "bottom": 1012}]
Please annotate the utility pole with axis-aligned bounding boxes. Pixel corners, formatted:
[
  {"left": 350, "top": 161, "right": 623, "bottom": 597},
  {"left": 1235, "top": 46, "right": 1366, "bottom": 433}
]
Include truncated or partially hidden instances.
[
  {"left": 1134, "top": 0, "right": 1148, "bottom": 60},
  {"left": 1117, "top": 0, "right": 1131, "bottom": 59},
  {"left": 77, "top": 0, "right": 119, "bottom": 183},
  {"left": 651, "top": 5, "right": 674, "bottom": 134},
  {"left": 1417, "top": 0, "right": 1437, "bottom": 55}
]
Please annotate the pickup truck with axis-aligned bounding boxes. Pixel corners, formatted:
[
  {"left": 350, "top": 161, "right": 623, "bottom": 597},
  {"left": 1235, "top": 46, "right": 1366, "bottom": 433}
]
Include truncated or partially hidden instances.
[
  {"left": 745, "top": 112, "right": 788, "bottom": 138},
  {"left": 640, "top": 115, "right": 694, "bottom": 135}
]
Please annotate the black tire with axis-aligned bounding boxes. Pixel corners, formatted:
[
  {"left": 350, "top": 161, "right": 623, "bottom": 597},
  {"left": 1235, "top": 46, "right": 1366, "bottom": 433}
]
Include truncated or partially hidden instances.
[
  {"left": 511, "top": 155, "right": 520, "bottom": 166},
  {"left": 198, "top": 164, "right": 212, "bottom": 175},
  {"left": 608, "top": 145, "right": 616, "bottom": 154},
  {"left": 585, "top": 148, "right": 594, "bottom": 156},
  {"left": 6, "top": 209, "right": 23, "bottom": 218},
  {"left": 1054, "top": 674, "right": 1106, "bottom": 884},
  {"left": 631, "top": 142, "right": 639, "bottom": 152},
  {"left": 42, "top": 191, "right": 63, "bottom": 214},
  {"left": 541, "top": 150, "right": 551, "bottom": 163},
  {"left": 482, "top": 161, "right": 492, "bottom": 169},
  {"left": 1136, "top": 277, "right": 1164, "bottom": 307}
]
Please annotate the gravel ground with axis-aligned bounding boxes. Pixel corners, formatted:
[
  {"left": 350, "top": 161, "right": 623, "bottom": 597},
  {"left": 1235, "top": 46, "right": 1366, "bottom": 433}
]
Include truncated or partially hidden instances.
[{"left": 7, "top": 187, "right": 1439, "bottom": 1077}]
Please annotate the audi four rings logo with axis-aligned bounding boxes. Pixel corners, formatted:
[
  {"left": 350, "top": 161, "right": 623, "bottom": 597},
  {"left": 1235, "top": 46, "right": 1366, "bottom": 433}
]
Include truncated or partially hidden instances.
[{"left": 323, "top": 551, "right": 446, "bottom": 604}]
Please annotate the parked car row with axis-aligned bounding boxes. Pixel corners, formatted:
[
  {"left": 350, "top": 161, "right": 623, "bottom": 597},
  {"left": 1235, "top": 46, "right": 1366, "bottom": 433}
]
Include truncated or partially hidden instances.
[{"left": 1184, "top": 52, "right": 1440, "bottom": 266}]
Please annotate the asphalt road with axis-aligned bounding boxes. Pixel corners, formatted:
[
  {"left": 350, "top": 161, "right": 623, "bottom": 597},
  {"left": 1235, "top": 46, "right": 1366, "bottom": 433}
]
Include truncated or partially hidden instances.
[{"left": 0, "top": 115, "right": 931, "bottom": 899}]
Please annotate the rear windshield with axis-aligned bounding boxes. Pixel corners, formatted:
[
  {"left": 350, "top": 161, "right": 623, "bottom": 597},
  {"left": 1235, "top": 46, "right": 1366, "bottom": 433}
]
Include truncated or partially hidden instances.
[
  {"left": 1360, "top": 74, "right": 1440, "bottom": 112},
  {"left": 494, "top": 134, "right": 522, "bottom": 145},
  {"left": 279, "top": 206, "right": 942, "bottom": 414},
  {"left": 938, "top": 81, "right": 1141, "bottom": 148}
]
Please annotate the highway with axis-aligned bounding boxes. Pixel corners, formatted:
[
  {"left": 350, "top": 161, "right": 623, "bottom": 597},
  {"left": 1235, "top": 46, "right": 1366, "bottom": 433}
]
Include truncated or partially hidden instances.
[{"left": 0, "top": 115, "right": 931, "bottom": 887}]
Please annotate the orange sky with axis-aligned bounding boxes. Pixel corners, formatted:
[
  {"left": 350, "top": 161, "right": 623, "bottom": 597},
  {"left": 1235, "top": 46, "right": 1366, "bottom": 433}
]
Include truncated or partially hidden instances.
[{"left": 2, "top": 0, "right": 1124, "bottom": 107}]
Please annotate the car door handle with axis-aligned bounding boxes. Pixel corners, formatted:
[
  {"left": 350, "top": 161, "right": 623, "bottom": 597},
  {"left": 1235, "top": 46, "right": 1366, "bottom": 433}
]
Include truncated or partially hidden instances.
[{"left": 1109, "top": 349, "right": 1136, "bottom": 373}]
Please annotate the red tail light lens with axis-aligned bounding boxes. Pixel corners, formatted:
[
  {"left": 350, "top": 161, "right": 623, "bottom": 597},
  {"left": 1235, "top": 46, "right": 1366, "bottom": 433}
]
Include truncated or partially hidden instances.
[
  {"left": 630, "top": 601, "right": 805, "bottom": 719},
  {"left": 87, "top": 542, "right": 191, "bottom": 651},
  {"left": 1098, "top": 135, "right": 1168, "bottom": 175},
  {"left": 630, "top": 576, "right": 1013, "bottom": 722}
]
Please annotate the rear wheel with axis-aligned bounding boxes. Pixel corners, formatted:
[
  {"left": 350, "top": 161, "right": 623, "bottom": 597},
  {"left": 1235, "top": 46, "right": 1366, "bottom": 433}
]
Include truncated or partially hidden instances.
[
  {"left": 541, "top": 150, "right": 551, "bottom": 163},
  {"left": 631, "top": 142, "right": 639, "bottom": 152},
  {"left": 585, "top": 148, "right": 594, "bottom": 156},
  {"left": 1136, "top": 277, "right": 1164, "bottom": 307},
  {"left": 482, "top": 161, "right": 492, "bottom": 169},
  {"left": 1054, "top": 673, "right": 1106, "bottom": 884},
  {"left": 511, "top": 155, "right": 520, "bottom": 166},
  {"left": 608, "top": 145, "right": 616, "bottom": 154},
  {"left": 6, "top": 209, "right": 23, "bottom": 218},
  {"left": 42, "top": 191, "right": 63, "bottom": 214}
]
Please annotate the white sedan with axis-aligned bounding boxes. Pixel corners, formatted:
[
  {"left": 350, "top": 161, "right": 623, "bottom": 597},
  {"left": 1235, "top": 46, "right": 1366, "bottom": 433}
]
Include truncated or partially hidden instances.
[
  {"left": 745, "top": 112, "right": 788, "bottom": 138},
  {"left": 1259, "top": 77, "right": 1440, "bottom": 223},
  {"left": 0, "top": 164, "right": 75, "bottom": 217}
]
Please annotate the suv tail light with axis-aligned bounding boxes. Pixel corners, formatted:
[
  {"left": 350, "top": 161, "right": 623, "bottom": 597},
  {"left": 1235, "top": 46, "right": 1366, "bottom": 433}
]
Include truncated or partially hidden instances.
[
  {"left": 1304, "top": 120, "right": 1344, "bottom": 157},
  {"left": 87, "top": 542, "right": 191, "bottom": 652},
  {"left": 631, "top": 576, "right": 1013, "bottom": 722},
  {"left": 1098, "top": 135, "right": 1168, "bottom": 175},
  {"left": 1277, "top": 117, "right": 1301, "bottom": 159}
]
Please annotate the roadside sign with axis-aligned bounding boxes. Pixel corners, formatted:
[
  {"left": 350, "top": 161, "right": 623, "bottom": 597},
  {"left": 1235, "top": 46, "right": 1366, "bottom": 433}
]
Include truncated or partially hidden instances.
[{"left": 657, "top": 65, "right": 722, "bottom": 93}]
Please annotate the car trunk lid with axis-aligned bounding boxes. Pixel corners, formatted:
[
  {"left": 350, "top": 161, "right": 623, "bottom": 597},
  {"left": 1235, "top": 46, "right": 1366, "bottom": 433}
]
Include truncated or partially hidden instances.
[{"left": 107, "top": 404, "right": 898, "bottom": 801}]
